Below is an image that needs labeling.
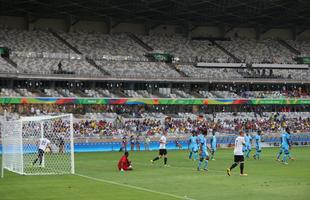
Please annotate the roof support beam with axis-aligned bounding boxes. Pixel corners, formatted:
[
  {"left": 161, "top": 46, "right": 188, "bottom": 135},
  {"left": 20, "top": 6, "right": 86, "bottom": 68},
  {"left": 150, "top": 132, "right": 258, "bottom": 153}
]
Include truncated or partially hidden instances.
[
  {"left": 219, "top": 24, "right": 234, "bottom": 37},
  {"left": 255, "top": 26, "right": 261, "bottom": 40},
  {"left": 183, "top": 22, "right": 192, "bottom": 38},
  {"left": 255, "top": 25, "right": 270, "bottom": 40},
  {"left": 145, "top": 23, "right": 151, "bottom": 36},
  {"left": 190, "top": 25, "right": 199, "bottom": 32},
  {"left": 25, "top": 13, "right": 40, "bottom": 31},
  {"left": 111, "top": 22, "right": 120, "bottom": 29},
  {"left": 294, "top": 26, "right": 308, "bottom": 40},
  {"left": 224, "top": 25, "right": 234, "bottom": 34},
  {"left": 66, "top": 15, "right": 79, "bottom": 32},
  {"left": 150, "top": 24, "right": 160, "bottom": 30},
  {"left": 106, "top": 17, "right": 112, "bottom": 34}
]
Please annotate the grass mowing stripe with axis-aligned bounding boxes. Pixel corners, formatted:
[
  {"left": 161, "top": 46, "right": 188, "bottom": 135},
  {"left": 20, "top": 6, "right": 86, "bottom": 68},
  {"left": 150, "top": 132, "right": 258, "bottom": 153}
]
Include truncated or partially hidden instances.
[
  {"left": 75, "top": 173, "right": 197, "bottom": 200},
  {"left": 94, "top": 159, "right": 228, "bottom": 174},
  {"left": 133, "top": 161, "right": 227, "bottom": 174}
]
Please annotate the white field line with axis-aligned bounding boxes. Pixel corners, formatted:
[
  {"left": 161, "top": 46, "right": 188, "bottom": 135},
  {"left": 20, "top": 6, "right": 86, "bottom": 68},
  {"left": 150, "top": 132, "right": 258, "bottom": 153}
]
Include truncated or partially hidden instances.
[{"left": 75, "top": 173, "right": 196, "bottom": 200}]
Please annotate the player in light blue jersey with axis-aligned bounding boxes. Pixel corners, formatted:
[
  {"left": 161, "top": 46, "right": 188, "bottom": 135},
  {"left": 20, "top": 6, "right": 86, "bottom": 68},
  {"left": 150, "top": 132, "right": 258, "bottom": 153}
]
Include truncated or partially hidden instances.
[
  {"left": 253, "top": 130, "right": 262, "bottom": 160},
  {"left": 276, "top": 127, "right": 294, "bottom": 164},
  {"left": 210, "top": 131, "right": 217, "bottom": 160},
  {"left": 244, "top": 133, "right": 252, "bottom": 158},
  {"left": 188, "top": 130, "right": 198, "bottom": 161},
  {"left": 197, "top": 131, "right": 205, "bottom": 145},
  {"left": 197, "top": 131, "right": 209, "bottom": 171}
]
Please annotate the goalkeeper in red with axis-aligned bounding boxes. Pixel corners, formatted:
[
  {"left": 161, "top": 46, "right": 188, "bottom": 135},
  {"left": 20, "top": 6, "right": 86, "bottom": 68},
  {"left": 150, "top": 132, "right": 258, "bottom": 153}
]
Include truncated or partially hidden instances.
[{"left": 118, "top": 151, "right": 133, "bottom": 171}]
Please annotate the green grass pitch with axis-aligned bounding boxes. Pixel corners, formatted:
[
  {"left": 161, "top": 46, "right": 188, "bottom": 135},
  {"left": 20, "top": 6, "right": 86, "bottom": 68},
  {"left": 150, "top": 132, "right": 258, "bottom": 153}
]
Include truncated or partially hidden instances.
[{"left": 1, "top": 147, "right": 309, "bottom": 200}]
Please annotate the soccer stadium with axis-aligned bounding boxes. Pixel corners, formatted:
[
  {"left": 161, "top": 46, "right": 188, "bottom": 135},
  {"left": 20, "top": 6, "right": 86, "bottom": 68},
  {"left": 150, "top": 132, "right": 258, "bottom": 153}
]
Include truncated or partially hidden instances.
[{"left": 0, "top": 0, "right": 310, "bottom": 199}]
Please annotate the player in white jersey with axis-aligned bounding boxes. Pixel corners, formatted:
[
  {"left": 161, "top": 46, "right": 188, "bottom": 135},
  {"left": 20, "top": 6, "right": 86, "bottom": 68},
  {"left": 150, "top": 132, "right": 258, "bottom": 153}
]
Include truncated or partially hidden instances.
[
  {"left": 226, "top": 131, "right": 248, "bottom": 176},
  {"left": 33, "top": 138, "right": 51, "bottom": 166},
  {"left": 151, "top": 131, "right": 168, "bottom": 166}
]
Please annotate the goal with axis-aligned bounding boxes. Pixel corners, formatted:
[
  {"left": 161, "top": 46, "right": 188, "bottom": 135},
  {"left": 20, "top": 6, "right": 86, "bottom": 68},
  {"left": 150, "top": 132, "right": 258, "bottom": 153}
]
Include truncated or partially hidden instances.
[{"left": 1, "top": 114, "right": 74, "bottom": 177}]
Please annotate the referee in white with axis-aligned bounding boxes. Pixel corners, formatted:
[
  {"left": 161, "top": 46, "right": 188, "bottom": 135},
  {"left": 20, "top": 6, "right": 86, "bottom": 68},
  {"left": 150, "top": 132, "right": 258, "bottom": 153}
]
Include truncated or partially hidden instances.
[
  {"left": 151, "top": 130, "right": 168, "bottom": 166},
  {"left": 227, "top": 130, "right": 248, "bottom": 176}
]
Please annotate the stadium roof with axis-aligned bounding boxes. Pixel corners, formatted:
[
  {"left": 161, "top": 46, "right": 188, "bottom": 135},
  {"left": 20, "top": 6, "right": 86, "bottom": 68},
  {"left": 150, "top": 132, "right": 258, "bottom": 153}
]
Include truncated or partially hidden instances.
[{"left": 1, "top": 0, "right": 310, "bottom": 29}]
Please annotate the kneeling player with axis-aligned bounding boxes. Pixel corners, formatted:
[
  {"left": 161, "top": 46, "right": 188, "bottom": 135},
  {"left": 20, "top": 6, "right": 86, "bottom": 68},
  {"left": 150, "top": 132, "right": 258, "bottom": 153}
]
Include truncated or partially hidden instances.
[
  {"left": 118, "top": 151, "right": 133, "bottom": 171},
  {"left": 227, "top": 131, "right": 247, "bottom": 176}
]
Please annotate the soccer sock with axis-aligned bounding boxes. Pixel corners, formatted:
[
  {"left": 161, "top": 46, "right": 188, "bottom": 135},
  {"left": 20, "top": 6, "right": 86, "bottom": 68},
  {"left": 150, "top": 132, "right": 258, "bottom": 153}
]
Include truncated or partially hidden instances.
[
  {"left": 282, "top": 155, "right": 287, "bottom": 162},
  {"left": 33, "top": 158, "right": 38, "bottom": 165},
  {"left": 276, "top": 151, "right": 282, "bottom": 160},
  {"left": 230, "top": 163, "right": 238, "bottom": 170},
  {"left": 194, "top": 152, "right": 198, "bottom": 160},
  {"left": 255, "top": 152, "right": 259, "bottom": 159},
  {"left": 203, "top": 160, "right": 209, "bottom": 170},
  {"left": 211, "top": 152, "right": 214, "bottom": 159},
  {"left": 246, "top": 150, "right": 251, "bottom": 158},
  {"left": 189, "top": 152, "right": 193, "bottom": 159},
  {"left": 153, "top": 157, "right": 159, "bottom": 162},
  {"left": 39, "top": 156, "right": 43, "bottom": 165},
  {"left": 198, "top": 160, "right": 202, "bottom": 170},
  {"left": 164, "top": 157, "right": 167, "bottom": 165},
  {"left": 240, "top": 163, "right": 244, "bottom": 174}
]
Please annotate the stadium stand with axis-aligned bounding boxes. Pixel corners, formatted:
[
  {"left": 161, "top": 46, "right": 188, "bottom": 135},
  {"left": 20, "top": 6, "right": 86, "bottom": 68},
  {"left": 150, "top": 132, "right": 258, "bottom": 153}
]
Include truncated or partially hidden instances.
[
  {"left": 0, "top": 28, "right": 309, "bottom": 82},
  {"left": 59, "top": 32, "right": 147, "bottom": 59},
  {"left": 43, "top": 89, "right": 63, "bottom": 97},
  {"left": 0, "top": 58, "right": 17, "bottom": 73},
  {"left": 11, "top": 56, "right": 102, "bottom": 75},
  {"left": 217, "top": 39, "right": 296, "bottom": 64},
  {"left": 0, "top": 85, "right": 308, "bottom": 98},
  {"left": 1, "top": 106, "right": 309, "bottom": 137},
  {"left": 95, "top": 60, "right": 181, "bottom": 78},
  {"left": 176, "top": 64, "right": 242, "bottom": 79},
  {"left": 0, "top": 29, "right": 71, "bottom": 53},
  {"left": 0, "top": 23, "right": 309, "bottom": 141},
  {"left": 286, "top": 40, "right": 310, "bottom": 55},
  {"left": 0, "top": 88, "right": 20, "bottom": 97},
  {"left": 140, "top": 34, "right": 230, "bottom": 62}
]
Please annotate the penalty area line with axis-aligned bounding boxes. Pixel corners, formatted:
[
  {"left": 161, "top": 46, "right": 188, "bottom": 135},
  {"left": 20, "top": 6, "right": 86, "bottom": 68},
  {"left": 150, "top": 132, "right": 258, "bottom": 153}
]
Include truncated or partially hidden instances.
[{"left": 75, "top": 173, "right": 196, "bottom": 200}]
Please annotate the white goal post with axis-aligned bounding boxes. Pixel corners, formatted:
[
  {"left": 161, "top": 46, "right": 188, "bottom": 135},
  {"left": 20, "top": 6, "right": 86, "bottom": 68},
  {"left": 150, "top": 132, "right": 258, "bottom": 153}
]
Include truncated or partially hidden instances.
[{"left": 1, "top": 114, "right": 74, "bottom": 177}]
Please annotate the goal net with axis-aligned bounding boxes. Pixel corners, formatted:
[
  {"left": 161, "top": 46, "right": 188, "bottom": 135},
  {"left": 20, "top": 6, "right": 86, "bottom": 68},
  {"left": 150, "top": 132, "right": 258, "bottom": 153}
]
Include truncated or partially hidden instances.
[{"left": 1, "top": 114, "right": 74, "bottom": 176}]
